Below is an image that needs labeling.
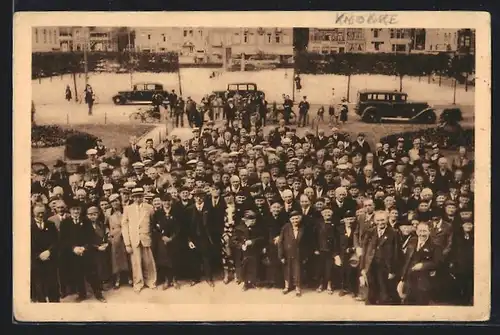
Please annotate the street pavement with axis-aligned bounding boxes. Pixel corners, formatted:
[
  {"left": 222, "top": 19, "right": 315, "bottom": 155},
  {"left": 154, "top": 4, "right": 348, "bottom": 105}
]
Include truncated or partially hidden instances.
[{"left": 64, "top": 280, "right": 363, "bottom": 305}]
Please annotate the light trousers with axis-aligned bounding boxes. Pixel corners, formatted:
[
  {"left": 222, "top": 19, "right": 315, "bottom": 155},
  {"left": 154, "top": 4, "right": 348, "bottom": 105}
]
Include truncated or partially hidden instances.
[{"left": 130, "top": 243, "right": 157, "bottom": 291}]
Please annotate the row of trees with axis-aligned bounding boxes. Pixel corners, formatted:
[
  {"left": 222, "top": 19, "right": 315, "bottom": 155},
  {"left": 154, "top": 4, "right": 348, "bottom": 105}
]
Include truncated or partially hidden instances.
[
  {"left": 32, "top": 51, "right": 179, "bottom": 79},
  {"left": 294, "top": 51, "right": 475, "bottom": 79}
]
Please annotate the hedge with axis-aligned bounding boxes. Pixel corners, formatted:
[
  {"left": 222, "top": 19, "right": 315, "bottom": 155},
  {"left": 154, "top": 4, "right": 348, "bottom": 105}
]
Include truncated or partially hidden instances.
[
  {"left": 294, "top": 51, "right": 475, "bottom": 79},
  {"left": 32, "top": 51, "right": 179, "bottom": 79},
  {"left": 32, "top": 124, "right": 98, "bottom": 155}
]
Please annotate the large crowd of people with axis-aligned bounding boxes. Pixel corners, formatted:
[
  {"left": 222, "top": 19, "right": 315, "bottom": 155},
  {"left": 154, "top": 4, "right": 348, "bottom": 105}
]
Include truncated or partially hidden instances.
[{"left": 31, "top": 97, "right": 475, "bottom": 306}]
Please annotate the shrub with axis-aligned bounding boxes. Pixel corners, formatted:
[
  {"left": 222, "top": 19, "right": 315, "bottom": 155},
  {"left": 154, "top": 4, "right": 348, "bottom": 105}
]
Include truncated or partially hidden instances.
[
  {"left": 31, "top": 125, "right": 98, "bottom": 159},
  {"left": 380, "top": 127, "right": 474, "bottom": 151}
]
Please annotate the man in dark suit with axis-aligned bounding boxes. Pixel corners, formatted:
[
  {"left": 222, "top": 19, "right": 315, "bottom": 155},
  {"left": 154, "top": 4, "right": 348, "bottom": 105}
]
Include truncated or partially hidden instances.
[
  {"left": 123, "top": 136, "right": 142, "bottom": 164},
  {"left": 278, "top": 211, "right": 314, "bottom": 296},
  {"left": 223, "top": 98, "right": 237, "bottom": 127},
  {"left": 429, "top": 211, "right": 454, "bottom": 303},
  {"left": 351, "top": 133, "right": 372, "bottom": 157},
  {"left": 187, "top": 188, "right": 215, "bottom": 287},
  {"left": 59, "top": 202, "right": 106, "bottom": 302},
  {"left": 331, "top": 187, "right": 357, "bottom": 226},
  {"left": 398, "top": 221, "right": 442, "bottom": 305},
  {"left": 31, "top": 204, "right": 60, "bottom": 303},
  {"left": 262, "top": 201, "right": 288, "bottom": 288},
  {"left": 231, "top": 210, "right": 266, "bottom": 290},
  {"left": 314, "top": 208, "right": 337, "bottom": 294},
  {"left": 360, "top": 210, "right": 399, "bottom": 305},
  {"left": 335, "top": 210, "right": 359, "bottom": 297},
  {"left": 207, "top": 185, "right": 227, "bottom": 273},
  {"left": 449, "top": 219, "right": 474, "bottom": 305}
]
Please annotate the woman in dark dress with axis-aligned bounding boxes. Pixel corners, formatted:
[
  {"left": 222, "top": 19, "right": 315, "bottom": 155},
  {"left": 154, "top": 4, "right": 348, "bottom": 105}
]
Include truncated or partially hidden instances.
[
  {"left": 65, "top": 85, "right": 72, "bottom": 102},
  {"left": 152, "top": 193, "right": 181, "bottom": 289},
  {"left": 84, "top": 84, "right": 95, "bottom": 116}
]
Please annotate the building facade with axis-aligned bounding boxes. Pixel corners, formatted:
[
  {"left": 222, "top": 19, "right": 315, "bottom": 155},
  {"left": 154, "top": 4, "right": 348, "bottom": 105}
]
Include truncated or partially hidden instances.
[
  {"left": 57, "top": 27, "right": 118, "bottom": 52},
  {"left": 134, "top": 27, "right": 293, "bottom": 62},
  {"left": 365, "top": 28, "right": 412, "bottom": 53},
  {"left": 424, "top": 29, "right": 458, "bottom": 53},
  {"left": 307, "top": 28, "right": 365, "bottom": 53},
  {"left": 32, "top": 27, "right": 60, "bottom": 52},
  {"left": 457, "top": 29, "right": 475, "bottom": 55}
]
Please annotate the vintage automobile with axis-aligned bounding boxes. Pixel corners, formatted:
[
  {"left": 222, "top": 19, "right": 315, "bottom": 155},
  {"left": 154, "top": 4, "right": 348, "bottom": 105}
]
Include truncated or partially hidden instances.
[
  {"left": 354, "top": 90, "right": 436, "bottom": 124},
  {"left": 212, "top": 82, "right": 266, "bottom": 100},
  {"left": 112, "top": 82, "right": 170, "bottom": 107}
]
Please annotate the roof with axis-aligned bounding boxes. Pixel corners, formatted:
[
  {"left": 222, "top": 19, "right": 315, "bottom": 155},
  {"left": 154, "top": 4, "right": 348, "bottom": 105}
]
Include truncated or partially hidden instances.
[
  {"left": 133, "top": 82, "right": 163, "bottom": 86},
  {"left": 358, "top": 89, "right": 407, "bottom": 95},
  {"left": 228, "top": 83, "right": 257, "bottom": 86}
]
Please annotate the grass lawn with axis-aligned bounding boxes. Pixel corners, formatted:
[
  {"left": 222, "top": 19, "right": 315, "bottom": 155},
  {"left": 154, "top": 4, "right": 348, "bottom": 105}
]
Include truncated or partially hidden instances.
[{"left": 31, "top": 123, "right": 156, "bottom": 168}]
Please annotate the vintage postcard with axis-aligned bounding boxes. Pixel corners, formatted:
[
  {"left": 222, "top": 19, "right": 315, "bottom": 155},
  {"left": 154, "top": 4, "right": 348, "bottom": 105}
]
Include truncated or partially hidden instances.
[{"left": 13, "top": 11, "right": 490, "bottom": 322}]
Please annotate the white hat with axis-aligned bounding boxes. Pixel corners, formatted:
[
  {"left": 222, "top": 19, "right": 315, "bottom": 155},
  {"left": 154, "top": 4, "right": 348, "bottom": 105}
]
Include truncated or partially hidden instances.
[
  {"left": 102, "top": 183, "right": 114, "bottom": 191},
  {"left": 123, "top": 181, "right": 137, "bottom": 189},
  {"left": 86, "top": 148, "right": 98, "bottom": 155},
  {"left": 228, "top": 152, "right": 239, "bottom": 157},
  {"left": 84, "top": 181, "right": 96, "bottom": 188},
  {"left": 154, "top": 161, "right": 165, "bottom": 167},
  {"left": 108, "top": 193, "right": 120, "bottom": 202},
  {"left": 132, "top": 162, "right": 145, "bottom": 169},
  {"left": 186, "top": 159, "right": 198, "bottom": 165},
  {"left": 131, "top": 187, "right": 145, "bottom": 196},
  {"left": 382, "top": 159, "right": 396, "bottom": 166}
]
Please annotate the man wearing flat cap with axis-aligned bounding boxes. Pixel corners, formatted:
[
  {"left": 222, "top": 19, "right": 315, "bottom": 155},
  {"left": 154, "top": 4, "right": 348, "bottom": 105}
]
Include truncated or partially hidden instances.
[
  {"left": 187, "top": 188, "right": 215, "bottom": 287},
  {"left": 231, "top": 210, "right": 266, "bottom": 291},
  {"left": 121, "top": 187, "right": 157, "bottom": 293},
  {"left": 59, "top": 202, "right": 106, "bottom": 302},
  {"left": 278, "top": 210, "right": 314, "bottom": 297},
  {"left": 31, "top": 204, "right": 60, "bottom": 302}
]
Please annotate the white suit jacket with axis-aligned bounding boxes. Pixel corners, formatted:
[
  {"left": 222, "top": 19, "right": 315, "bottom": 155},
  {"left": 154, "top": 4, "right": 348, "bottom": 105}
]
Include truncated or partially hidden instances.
[{"left": 121, "top": 202, "right": 154, "bottom": 248}]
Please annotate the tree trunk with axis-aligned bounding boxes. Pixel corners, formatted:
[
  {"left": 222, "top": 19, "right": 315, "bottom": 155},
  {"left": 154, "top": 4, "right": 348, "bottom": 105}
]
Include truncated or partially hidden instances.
[
  {"left": 399, "top": 75, "right": 403, "bottom": 92},
  {"left": 465, "top": 73, "right": 468, "bottom": 92},
  {"left": 73, "top": 72, "right": 79, "bottom": 102},
  {"left": 439, "top": 74, "right": 442, "bottom": 86},
  {"left": 346, "top": 74, "right": 351, "bottom": 102}
]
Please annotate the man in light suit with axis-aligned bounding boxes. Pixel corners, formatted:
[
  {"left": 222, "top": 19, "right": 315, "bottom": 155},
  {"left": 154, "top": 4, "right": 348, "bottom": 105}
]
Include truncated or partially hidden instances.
[{"left": 122, "top": 187, "right": 157, "bottom": 292}]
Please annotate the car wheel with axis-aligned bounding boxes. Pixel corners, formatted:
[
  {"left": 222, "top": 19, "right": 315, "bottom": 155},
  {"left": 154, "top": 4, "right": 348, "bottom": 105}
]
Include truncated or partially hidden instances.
[
  {"left": 362, "top": 108, "right": 380, "bottom": 123},
  {"left": 129, "top": 112, "right": 143, "bottom": 123},
  {"left": 113, "top": 96, "right": 125, "bottom": 105},
  {"left": 424, "top": 111, "right": 437, "bottom": 124}
]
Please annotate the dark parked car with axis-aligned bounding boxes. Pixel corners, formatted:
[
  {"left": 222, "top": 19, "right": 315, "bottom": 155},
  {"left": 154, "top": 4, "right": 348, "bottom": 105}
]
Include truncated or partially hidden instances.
[
  {"left": 354, "top": 90, "right": 436, "bottom": 124},
  {"left": 112, "top": 82, "right": 170, "bottom": 107},
  {"left": 212, "top": 82, "right": 266, "bottom": 100}
]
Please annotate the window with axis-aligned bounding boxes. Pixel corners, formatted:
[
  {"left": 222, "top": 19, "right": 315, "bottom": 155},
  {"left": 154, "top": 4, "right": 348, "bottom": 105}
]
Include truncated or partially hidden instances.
[
  {"left": 49, "top": 31, "right": 52, "bottom": 43},
  {"left": 162, "top": 34, "right": 166, "bottom": 42},
  {"left": 465, "top": 36, "right": 471, "bottom": 47},
  {"left": 199, "top": 30, "right": 203, "bottom": 37},
  {"left": 189, "top": 30, "right": 193, "bottom": 36},
  {"left": 392, "top": 44, "right": 406, "bottom": 52},
  {"left": 373, "top": 41, "right": 383, "bottom": 51},
  {"left": 183, "top": 30, "right": 187, "bottom": 37},
  {"left": 35, "top": 29, "right": 38, "bottom": 43},
  {"left": 390, "top": 29, "right": 406, "bottom": 39},
  {"left": 373, "top": 29, "right": 379, "bottom": 38},
  {"left": 243, "top": 33, "right": 248, "bottom": 44},
  {"left": 43, "top": 29, "right": 47, "bottom": 43},
  {"left": 148, "top": 34, "right": 151, "bottom": 40},
  {"left": 53, "top": 30, "right": 57, "bottom": 43},
  {"left": 275, "top": 34, "right": 281, "bottom": 43}
]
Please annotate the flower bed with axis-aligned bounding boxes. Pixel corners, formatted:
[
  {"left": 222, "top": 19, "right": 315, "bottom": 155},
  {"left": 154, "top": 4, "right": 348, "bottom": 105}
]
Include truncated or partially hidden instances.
[
  {"left": 380, "top": 125, "right": 474, "bottom": 151},
  {"left": 31, "top": 124, "right": 98, "bottom": 149}
]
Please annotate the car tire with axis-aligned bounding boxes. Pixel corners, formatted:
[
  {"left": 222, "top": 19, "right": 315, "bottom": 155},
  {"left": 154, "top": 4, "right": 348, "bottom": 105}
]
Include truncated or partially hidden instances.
[
  {"left": 129, "top": 112, "right": 143, "bottom": 123},
  {"left": 362, "top": 107, "right": 380, "bottom": 123},
  {"left": 423, "top": 111, "right": 437, "bottom": 124},
  {"left": 113, "top": 96, "right": 125, "bottom": 105}
]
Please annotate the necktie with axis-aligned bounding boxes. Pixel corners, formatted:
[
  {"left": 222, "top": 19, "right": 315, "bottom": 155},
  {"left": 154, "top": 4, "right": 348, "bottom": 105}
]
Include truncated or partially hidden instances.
[
  {"left": 36, "top": 220, "right": 43, "bottom": 230},
  {"left": 378, "top": 230, "right": 383, "bottom": 238},
  {"left": 417, "top": 242, "right": 423, "bottom": 251}
]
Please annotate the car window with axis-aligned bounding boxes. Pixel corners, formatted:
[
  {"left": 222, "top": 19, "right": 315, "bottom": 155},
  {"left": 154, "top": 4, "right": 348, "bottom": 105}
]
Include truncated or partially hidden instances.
[
  {"left": 238, "top": 85, "right": 247, "bottom": 91},
  {"left": 228, "top": 84, "right": 238, "bottom": 91},
  {"left": 146, "top": 84, "right": 156, "bottom": 91},
  {"left": 133, "top": 85, "right": 138, "bottom": 91},
  {"left": 248, "top": 84, "right": 256, "bottom": 91},
  {"left": 154, "top": 84, "right": 163, "bottom": 90},
  {"left": 376, "top": 94, "right": 385, "bottom": 100}
]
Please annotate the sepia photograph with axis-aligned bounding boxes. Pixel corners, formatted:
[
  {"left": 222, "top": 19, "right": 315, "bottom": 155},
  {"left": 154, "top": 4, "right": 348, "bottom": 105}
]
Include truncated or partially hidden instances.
[{"left": 13, "top": 11, "right": 490, "bottom": 322}]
